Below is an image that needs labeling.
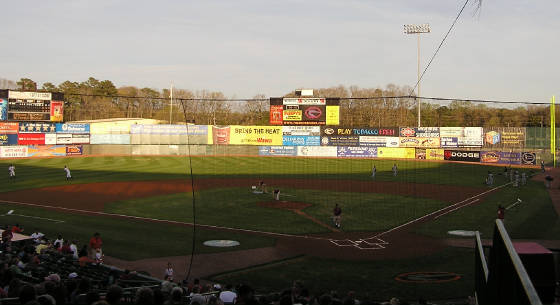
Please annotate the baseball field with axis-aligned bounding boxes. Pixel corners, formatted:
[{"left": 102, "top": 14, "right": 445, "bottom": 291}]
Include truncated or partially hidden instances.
[{"left": 0, "top": 155, "right": 557, "bottom": 301}]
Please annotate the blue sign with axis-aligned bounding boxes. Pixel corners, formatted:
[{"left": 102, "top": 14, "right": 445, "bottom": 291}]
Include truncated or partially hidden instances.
[
  {"left": 130, "top": 124, "right": 208, "bottom": 135},
  {"left": 337, "top": 146, "right": 378, "bottom": 158},
  {"left": 0, "top": 99, "right": 7, "bottom": 121},
  {"left": 441, "top": 137, "right": 459, "bottom": 148},
  {"left": 56, "top": 123, "right": 90, "bottom": 134},
  {"left": 258, "top": 146, "right": 297, "bottom": 156},
  {"left": 283, "top": 136, "right": 320, "bottom": 146},
  {"left": 0, "top": 134, "right": 18, "bottom": 146}
]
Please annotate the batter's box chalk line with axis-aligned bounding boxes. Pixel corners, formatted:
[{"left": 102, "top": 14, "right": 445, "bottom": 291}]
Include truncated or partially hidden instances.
[{"left": 329, "top": 237, "right": 389, "bottom": 250}]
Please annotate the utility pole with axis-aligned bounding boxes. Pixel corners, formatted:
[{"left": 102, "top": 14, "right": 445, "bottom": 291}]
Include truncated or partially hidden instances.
[{"left": 404, "top": 24, "right": 430, "bottom": 127}]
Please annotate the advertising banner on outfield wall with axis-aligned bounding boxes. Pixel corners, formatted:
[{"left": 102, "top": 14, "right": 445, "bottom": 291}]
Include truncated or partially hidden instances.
[
  {"left": 426, "top": 149, "right": 445, "bottom": 160},
  {"left": 56, "top": 134, "right": 72, "bottom": 144},
  {"left": 416, "top": 148, "right": 426, "bottom": 159},
  {"left": 66, "top": 145, "right": 83, "bottom": 156},
  {"left": 0, "top": 99, "right": 7, "bottom": 121},
  {"left": 283, "top": 126, "right": 321, "bottom": 136},
  {"left": 399, "top": 127, "right": 440, "bottom": 138},
  {"left": 322, "top": 127, "right": 398, "bottom": 137},
  {"left": 0, "top": 146, "right": 27, "bottom": 158},
  {"left": 18, "top": 133, "right": 45, "bottom": 145},
  {"left": 56, "top": 123, "right": 90, "bottom": 134},
  {"left": 225, "top": 126, "right": 282, "bottom": 146},
  {"left": 480, "top": 151, "right": 521, "bottom": 164},
  {"left": 45, "top": 133, "right": 56, "bottom": 145},
  {"left": 283, "top": 136, "right": 320, "bottom": 146},
  {"left": 377, "top": 147, "right": 415, "bottom": 159},
  {"left": 297, "top": 146, "right": 337, "bottom": 157},
  {"left": 444, "top": 150, "right": 481, "bottom": 162},
  {"left": 50, "top": 101, "right": 64, "bottom": 122},
  {"left": 483, "top": 127, "right": 526, "bottom": 148},
  {"left": 27, "top": 145, "right": 66, "bottom": 157},
  {"left": 0, "top": 122, "right": 18, "bottom": 134},
  {"left": 130, "top": 124, "right": 208, "bottom": 135},
  {"left": 399, "top": 137, "right": 440, "bottom": 148},
  {"left": 359, "top": 136, "right": 400, "bottom": 147},
  {"left": 440, "top": 127, "right": 483, "bottom": 147},
  {"left": 19, "top": 122, "right": 56, "bottom": 133},
  {"left": 321, "top": 135, "right": 359, "bottom": 146},
  {"left": 71, "top": 134, "right": 90, "bottom": 144},
  {"left": 89, "top": 134, "right": 131, "bottom": 144},
  {"left": 0, "top": 134, "right": 18, "bottom": 146},
  {"left": 440, "top": 137, "right": 459, "bottom": 148},
  {"left": 337, "top": 146, "right": 377, "bottom": 158},
  {"left": 258, "top": 146, "right": 297, "bottom": 156},
  {"left": 521, "top": 152, "right": 537, "bottom": 165}
]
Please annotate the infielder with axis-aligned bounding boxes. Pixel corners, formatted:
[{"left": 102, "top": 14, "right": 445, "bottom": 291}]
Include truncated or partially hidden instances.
[
  {"left": 64, "top": 165, "right": 72, "bottom": 180},
  {"left": 392, "top": 163, "right": 398, "bottom": 177},
  {"left": 486, "top": 171, "right": 494, "bottom": 186},
  {"left": 8, "top": 164, "right": 15, "bottom": 180}
]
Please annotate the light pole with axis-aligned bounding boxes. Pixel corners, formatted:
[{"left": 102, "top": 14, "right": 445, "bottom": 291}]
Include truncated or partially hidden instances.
[{"left": 404, "top": 23, "right": 430, "bottom": 127}]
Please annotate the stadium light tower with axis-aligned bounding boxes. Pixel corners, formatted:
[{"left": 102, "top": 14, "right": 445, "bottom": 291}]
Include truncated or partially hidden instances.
[{"left": 404, "top": 23, "right": 430, "bottom": 127}]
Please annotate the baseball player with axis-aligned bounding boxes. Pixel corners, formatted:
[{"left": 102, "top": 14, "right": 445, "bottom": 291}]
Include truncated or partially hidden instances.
[
  {"left": 64, "top": 165, "right": 72, "bottom": 180},
  {"left": 8, "top": 164, "right": 15, "bottom": 180},
  {"left": 392, "top": 163, "right": 398, "bottom": 177},
  {"left": 273, "top": 189, "right": 280, "bottom": 201},
  {"left": 332, "top": 204, "right": 342, "bottom": 228},
  {"left": 486, "top": 171, "right": 494, "bottom": 186},
  {"left": 371, "top": 165, "right": 376, "bottom": 178},
  {"left": 541, "top": 161, "right": 546, "bottom": 173},
  {"left": 521, "top": 172, "right": 527, "bottom": 185}
]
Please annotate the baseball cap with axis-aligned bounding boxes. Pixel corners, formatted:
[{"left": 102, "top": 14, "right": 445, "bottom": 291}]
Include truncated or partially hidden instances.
[
  {"left": 213, "top": 284, "right": 222, "bottom": 290},
  {"left": 68, "top": 272, "right": 78, "bottom": 279}
]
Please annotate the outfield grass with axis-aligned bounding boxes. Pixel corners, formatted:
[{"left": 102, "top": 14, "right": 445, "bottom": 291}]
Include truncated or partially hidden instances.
[{"left": 0, "top": 156, "right": 520, "bottom": 192}]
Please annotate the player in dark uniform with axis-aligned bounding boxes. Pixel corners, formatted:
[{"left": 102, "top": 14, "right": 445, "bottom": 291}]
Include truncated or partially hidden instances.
[{"left": 333, "top": 204, "right": 342, "bottom": 228}]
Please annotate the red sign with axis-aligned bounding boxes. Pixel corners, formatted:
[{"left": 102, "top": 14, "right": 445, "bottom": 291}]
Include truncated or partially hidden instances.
[
  {"left": 0, "top": 122, "right": 19, "bottom": 134},
  {"left": 270, "top": 105, "right": 283, "bottom": 125},
  {"left": 18, "top": 133, "right": 45, "bottom": 145},
  {"left": 50, "top": 101, "right": 64, "bottom": 122}
]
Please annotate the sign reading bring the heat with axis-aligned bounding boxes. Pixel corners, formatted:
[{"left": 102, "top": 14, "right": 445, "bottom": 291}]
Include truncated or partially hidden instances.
[{"left": 270, "top": 97, "right": 340, "bottom": 126}]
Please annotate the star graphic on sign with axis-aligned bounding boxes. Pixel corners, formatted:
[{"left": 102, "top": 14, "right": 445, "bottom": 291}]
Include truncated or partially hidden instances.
[{"left": 42, "top": 125, "right": 49, "bottom": 132}]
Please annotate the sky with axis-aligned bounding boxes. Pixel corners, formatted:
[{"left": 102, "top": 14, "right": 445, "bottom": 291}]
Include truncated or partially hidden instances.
[{"left": 2, "top": 0, "right": 558, "bottom": 103}]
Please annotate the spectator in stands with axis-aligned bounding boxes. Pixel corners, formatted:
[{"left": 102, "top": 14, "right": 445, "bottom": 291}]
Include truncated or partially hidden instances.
[
  {"left": 236, "top": 284, "right": 257, "bottom": 305},
  {"left": 207, "top": 294, "right": 223, "bottom": 305},
  {"left": 190, "top": 285, "right": 206, "bottom": 305},
  {"left": 30, "top": 228, "right": 45, "bottom": 243},
  {"left": 35, "top": 239, "right": 51, "bottom": 254},
  {"left": 70, "top": 240, "right": 79, "bottom": 259},
  {"left": 135, "top": 287, "right": 155, "bottom": 305},
  {"left": 166, "top": 286, "right": 184, "bottom": 305},
  {"left": 106, "top": 284, "right": 123, "bottom": 305},
  {"left": 70, "top": 277, "right": 91, "bottom": 304},
  {"left": 2, "top": 225, "right": 13, "bottom": 243},
  {"left": 89, "top": 232, "right": 103, "bottom": 259},
  {"left": 19, "top": 284, "right": 37, "bottom": 304},
  {"left": 37, "top": 294, "right": 57, "bottom": 305},
  {"left": 219, "top": 284, "right": 237, "bottom": 304},
  {"left": 497, "top": 205, "right": 505, "bottom": 221},
  {"left": 11, "top": 223, "right": 23, "bottom": 234},
  {"left": 61, "top": 240, "right": 72, "bottom": 255},
  {"left": 54, "top": 235, "right": 64, "bottom": 249}
]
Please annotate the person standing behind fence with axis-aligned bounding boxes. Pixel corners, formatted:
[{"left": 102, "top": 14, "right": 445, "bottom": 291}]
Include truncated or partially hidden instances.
[{"left": 392, "top": 163, "right": 398, "bottom": 177}]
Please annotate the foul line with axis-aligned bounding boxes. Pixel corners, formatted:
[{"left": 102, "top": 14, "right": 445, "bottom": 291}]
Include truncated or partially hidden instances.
[
  {"left": 373, "top": 182, "right": 512, "bottom": 239},
  {"left": 0, "top": 199, "right": 331, "bottom": 242}
]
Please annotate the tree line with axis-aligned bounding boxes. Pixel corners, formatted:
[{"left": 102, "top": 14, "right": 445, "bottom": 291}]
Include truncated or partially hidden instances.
[{"left": 1, "top": 77, "right": 555, "bottom": 127}]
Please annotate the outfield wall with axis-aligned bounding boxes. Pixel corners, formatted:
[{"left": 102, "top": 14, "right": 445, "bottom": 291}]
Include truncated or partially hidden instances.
[{"left": 0, "top": 122, "right": 555, "bottom": 165}]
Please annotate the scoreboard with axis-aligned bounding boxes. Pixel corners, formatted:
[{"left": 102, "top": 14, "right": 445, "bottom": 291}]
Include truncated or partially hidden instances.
[
  {"left": 270, "top": 97, "right": 340, "bottom": 126},
  {"left": 0, "top": 90, "right": 64, "bottom": 122}
]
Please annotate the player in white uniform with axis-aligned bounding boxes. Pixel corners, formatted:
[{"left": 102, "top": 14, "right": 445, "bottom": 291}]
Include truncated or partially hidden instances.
[
  {"left": 371, "top": 165, "right": 376, "bottom": 178},
  {"left": 64, "top": 165, "right": 72, "bottom": 180},
  {"left": 392, "top": 163, "right": 398, "bottom": 177},
  {"left": 8, "top": 164, "right": 15, "bottom": 180}
]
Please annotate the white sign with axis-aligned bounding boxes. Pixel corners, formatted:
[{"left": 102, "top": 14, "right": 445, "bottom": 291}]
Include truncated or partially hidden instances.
[
  {"left": 0, "top": 146, "right": 28, "bottom": 158},
  {"left": 45, "top": 133, "right": 57, "bottom": 145},
  {"left": 283, "top": 98, "right": 326, "bottom": 105},
  {"left": 56, "top": 134, "right": 72, "bottom": 144},
  {"left": 282, "top": 126, "right": 321, "bottom": 136},
  {"left": 297, "top": 146, "right": 337, "bottom": 157},
  {"left": 8, "top": 91, "right": 52, "bottom": 100}
]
